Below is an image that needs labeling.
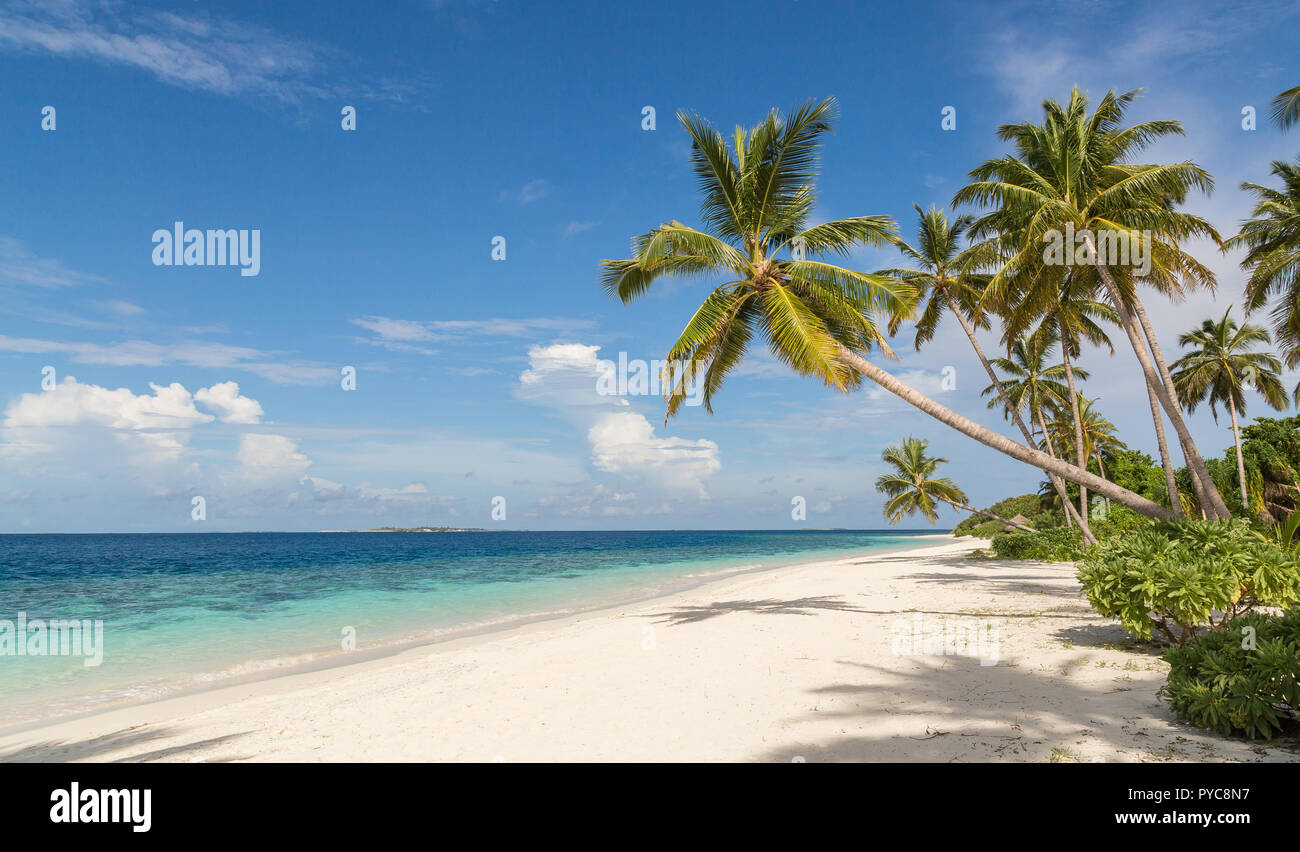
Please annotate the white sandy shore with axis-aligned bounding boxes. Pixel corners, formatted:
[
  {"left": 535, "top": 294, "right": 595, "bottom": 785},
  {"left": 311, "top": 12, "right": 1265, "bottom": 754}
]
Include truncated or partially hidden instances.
[{"left": 1, "top": 537, "right": 1295, "bottom": 763}]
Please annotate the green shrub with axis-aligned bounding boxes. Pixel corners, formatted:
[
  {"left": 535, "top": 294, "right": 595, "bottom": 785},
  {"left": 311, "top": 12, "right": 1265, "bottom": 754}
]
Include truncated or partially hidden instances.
[
  {"left": 952, "top": 493, "right": 1062, "bottom": 537},
  {"left": 990, "top": 527, "right": 1086, "bottom": 562},
  {"left": 1077, "top": 519, "right": 1300, "bottom": 644},
  {"left": 1161, "top": 611, "right": 1300, "bottom": 739}
]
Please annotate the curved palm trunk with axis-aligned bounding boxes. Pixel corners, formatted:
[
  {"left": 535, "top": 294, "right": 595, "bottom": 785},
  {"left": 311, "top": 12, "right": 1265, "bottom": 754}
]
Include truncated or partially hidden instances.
[
  {"left": 1095, "top": 453, "right": 1112, "bottom": 516},
  {"left": 1035, "top": 408, "right": 1073, "bottom": 525},
  {"left": 1228, "top": 397, "right": 1250, "bottom": 512},
  {"left": 942, "top": 291, "right": 1095, "bottom": 542},
  {"left": 1058, "top": 319, "right": 1093, "bottom": 537},
  {"left": 1143, "top": 378, "right": 1185, "bottom": 518},
  {"left": 1132, "top": 299, "right": 1215, "bottom": 517},
  {"left": 1081, "top": 233, "right": 1230, "bottom": 519},
  {"left": 940, "top": 496, "right": 1035, "bottom": 532},
  {"left": 837, "top": 345, "right": 1177, "bottom": 520}
]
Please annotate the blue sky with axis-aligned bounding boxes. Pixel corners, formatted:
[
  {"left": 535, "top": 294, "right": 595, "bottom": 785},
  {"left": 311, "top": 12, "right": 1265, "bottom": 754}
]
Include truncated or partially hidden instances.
[{"left": 0, "top": 0, "right": 1297, "bottom": 532}]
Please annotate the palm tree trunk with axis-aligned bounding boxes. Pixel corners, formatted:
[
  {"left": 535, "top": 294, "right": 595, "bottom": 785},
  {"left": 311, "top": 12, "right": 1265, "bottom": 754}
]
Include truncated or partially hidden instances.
[
  {"left": 1228, "top": 397, "right": 1250, "bottom": 512},
  {"left": 1035, "top": 408, "right": 1072, "bottom": 527},
  {"left": 942, "top": 291, "right": 1095, "bottom": 541},
  {"left": 1096, "top": 453, "right": 1112, "bottom": 516},
  {"left": 1143, "top": 377, "right": 1185, "bottom": 518},
  {"left": 836, "top": 345, "right": 1177, "bottom": 520},
  {"left": 941, "top": 497, "right": 1036, "bottom": 532},
  {"left": 1058, "top": 318, "right": 1093, "bottom": 537},
  {"left": 1080, "top": 232, "right": 1230, "bottom": 519},
  {"left": 1132, "top": 298, "right": 1218, "bottom": 517}
]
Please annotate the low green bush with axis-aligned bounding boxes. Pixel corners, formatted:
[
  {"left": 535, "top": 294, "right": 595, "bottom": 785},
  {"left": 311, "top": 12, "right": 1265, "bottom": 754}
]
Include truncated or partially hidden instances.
[
  {"left": 1077, "top": 519, "right": 1300, "bottom": 644},
  {"left": 1161, "top": 611, "right": 1300, "bottom": 739},
  {"left": 990, "top": 526, "right": 1086, "bottom": 562}
]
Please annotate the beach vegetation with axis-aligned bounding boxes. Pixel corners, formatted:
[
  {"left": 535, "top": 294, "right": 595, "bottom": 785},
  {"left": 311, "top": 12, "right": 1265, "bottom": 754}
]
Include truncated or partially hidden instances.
[
  {"left": 1076, "top": 519, "right": 1300, "bottom": 645},
  {"left": 1161, "top": 609, "right": 1300, "bottom": 739}
]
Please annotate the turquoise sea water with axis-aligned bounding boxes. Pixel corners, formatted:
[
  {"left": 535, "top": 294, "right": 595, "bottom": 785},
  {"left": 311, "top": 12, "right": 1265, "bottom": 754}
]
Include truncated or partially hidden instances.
[{"left": 0, "top": 529, "right": 945, "bottom": 723}]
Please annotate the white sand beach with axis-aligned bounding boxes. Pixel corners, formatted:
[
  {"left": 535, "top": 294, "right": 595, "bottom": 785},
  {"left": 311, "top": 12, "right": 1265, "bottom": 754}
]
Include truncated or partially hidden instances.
[{"left": 1, "top": 537, "right": 1295, "bottom": 763}]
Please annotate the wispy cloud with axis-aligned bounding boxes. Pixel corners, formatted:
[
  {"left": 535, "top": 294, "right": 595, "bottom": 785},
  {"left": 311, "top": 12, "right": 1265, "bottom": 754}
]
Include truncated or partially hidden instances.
[
  {"left": 0, "top": 333, "right": 337, "bottom": 385},
  {"left": 0, "top": 1, "right": 415, "bottom": 103},
  {"left": 350, "top": 315, "right": 597, "bottom": 353},
  {"left": 0, "top": 237, "right": 102, "bottom": 288},
  {"left": 499, "top": 179, "right": 551, "bottom": 204}
]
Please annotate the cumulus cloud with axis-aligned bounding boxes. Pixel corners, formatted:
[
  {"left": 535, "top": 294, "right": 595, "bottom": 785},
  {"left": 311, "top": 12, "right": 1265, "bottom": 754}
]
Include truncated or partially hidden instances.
[
  {"left": 236, "top": 434, "right": 312, "bottom": 480},
  {"left": 4, "top": 378, "right": 212, "bottom": 430},
  {"left": 195, "top": 381, "right": 263, "bottom": 424},
  {"left": 5, "top": 377, "right": 266, "bottom": 430},
  {"left": 518, "top": 343, "right": 721, "bottom": 497},
  {"left": 587, "top": 411, "right": 720, "bottom": 494}
]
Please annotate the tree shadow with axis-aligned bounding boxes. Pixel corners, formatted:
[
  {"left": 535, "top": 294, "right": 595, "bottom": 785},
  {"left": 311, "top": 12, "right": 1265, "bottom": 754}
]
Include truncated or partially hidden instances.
[
  {"left": 0, "top": 726, "right": 252, "bottom": 763},
  {"left": 646, "top": 595, "right": 870, "bottom": 626},
  {"left": 752, "top": 653, "right": 1300, "bottom": 763}
]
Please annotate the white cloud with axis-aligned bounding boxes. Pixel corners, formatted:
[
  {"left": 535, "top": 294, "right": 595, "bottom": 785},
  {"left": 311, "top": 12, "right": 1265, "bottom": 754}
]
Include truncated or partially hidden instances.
[
  {"left": 236, "top": 434, "right": 311, "bottom": 480},
  {"left": 4, "top": 377, "right": 212, "bottom": 430},
  {"left": 519, "top": 343, "right": 721, "bottom": 497},
  {"left": 588, "top": 411, "right": 720, "bottom": 494},
  {"left": 194, "top": 381, "right": 263, "bottom": 424}
]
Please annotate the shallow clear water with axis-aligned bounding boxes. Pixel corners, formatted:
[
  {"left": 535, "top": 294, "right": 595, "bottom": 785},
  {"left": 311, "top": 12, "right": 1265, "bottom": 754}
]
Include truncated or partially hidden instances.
[{"left": 0, "top": 529, "right": 943, "bottom": 722}]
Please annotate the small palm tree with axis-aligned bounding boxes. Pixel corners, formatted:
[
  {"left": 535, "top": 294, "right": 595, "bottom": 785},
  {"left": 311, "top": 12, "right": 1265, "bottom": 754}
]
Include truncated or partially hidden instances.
[
  {"left": 875, "top": 436, "right": 1033, "bottom": 530},
  {"left": 1226, "top": 156, "right": 1300, "bottom": 405},
  {"left": 1044, "top": 396, "right": 1125, "bottom": 517},
  {"left": 981, "top": 336, "right": 1074, "bottom": 455},
  {"left": 1171, "top": 309, "right": 1289, "bottom": 512}
]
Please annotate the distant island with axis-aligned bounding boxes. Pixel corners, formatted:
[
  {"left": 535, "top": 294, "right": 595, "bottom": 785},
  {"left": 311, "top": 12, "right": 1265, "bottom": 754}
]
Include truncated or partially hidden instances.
[{"left": 319, "top": 527, "right": 488, "bottom": 533}]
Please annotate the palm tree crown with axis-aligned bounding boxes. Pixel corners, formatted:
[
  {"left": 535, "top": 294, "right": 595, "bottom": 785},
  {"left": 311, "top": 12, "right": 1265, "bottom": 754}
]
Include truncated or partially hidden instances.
[
  {"left": 1227, "top": 155, "right": 1300, "bottom": 403},
  {"left": 880, "top": 204, "right": 988, "bottom": 348},
  {"left": 601, "top": 98, "right": 911, "bottom": 418},
  {"left": 875, "top": 437, "right": 967, "bottom": 524},
  {"left": 1171, "top": 308, "right": 1288, "bottom": 420}
]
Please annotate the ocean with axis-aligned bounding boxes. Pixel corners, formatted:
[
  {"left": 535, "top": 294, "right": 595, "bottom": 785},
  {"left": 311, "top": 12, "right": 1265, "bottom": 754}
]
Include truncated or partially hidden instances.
[{"left": 0, "top": 529, "right": 944, "bottom": 724}]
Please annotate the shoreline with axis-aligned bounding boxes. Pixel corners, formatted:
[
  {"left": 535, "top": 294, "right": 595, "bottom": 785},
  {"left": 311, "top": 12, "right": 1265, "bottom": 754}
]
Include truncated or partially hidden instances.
[
  {"left": 0, "top": 533, "right": 953, "bottom": 736},
  {"left": 2, "top": 536, "right": 1295, "bottom": 763}
]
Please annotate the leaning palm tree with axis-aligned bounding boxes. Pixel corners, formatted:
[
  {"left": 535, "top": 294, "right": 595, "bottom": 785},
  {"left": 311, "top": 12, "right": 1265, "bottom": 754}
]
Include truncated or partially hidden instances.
[
  {"left": 601, "top": 98, "right": 1176, "bottom": 519},
  {"left": 1171, "top": 309, "right": 1289, "bottom": 512},
  {"left": 879, "top": 205, "right": 1089, "bottom": 535},
  {"left": 1272, "top": 84, "right": 1300, "bottom": 129},
  {"left": 1226, "top": 155, "right": 1300, "bottom": 405},
  {"left": 876, "top": 436, "right": 1034, "bottom": 530},
  {"left": 954, "top": 87, "right": 1232, "bottom": 519}
]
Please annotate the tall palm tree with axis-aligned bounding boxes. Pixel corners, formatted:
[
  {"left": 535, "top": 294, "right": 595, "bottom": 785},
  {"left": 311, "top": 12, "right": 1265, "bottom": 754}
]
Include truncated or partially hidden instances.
[
  {"left": 875, "top": 436, "right": 1034, "bottom": 530},
  {"left": 954, "top": 87, "right": 1232, "bottom": 519},
  {"left": 1171, "top": 309, "right": 1289, "bottom": 512},
  {"left": 1226, "top": 156, "right": 1300, "bottom": 406},
  {"left": 601, "top": 98, "right": 1176, "bottom": 519},
  {"left": 1272, "top": 84, "right": 1300, "bottom": 129},
  {"left": 879, "top": 205, "right": 1091, "bottom": 537}
]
